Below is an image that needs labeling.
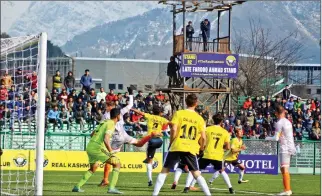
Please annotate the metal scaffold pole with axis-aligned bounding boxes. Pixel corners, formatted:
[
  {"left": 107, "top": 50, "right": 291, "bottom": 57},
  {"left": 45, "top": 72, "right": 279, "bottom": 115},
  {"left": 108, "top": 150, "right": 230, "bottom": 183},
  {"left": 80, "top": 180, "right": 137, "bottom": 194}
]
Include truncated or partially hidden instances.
[
  {"left": 182, "top": 1, "right": 186, "bottom": 109},
  {"left": 158, "top": 1, "right": 244, "bottom": 113},
  {"left": 173, "top": 4, "right": 176, "bottom": 55}
]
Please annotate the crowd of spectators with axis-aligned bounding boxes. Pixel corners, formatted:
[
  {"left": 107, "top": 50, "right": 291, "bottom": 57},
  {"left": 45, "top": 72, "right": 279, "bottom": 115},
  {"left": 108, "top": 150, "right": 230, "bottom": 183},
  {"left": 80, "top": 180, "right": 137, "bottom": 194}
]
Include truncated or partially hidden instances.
[
  {"left": 0, "top": 69, "right": 38, "bottom": 131},
  {"left": 42, "top": 85, "right": 172, "bottom": 134},
  {"left": 1, "top": 69, "right": 320, "bottom": 141},
  {"left": 0, "top": 69, "right": 173, "bottom": 135},
  {"left": 237, "top": 94, "right": 321, "bottom": 141}
]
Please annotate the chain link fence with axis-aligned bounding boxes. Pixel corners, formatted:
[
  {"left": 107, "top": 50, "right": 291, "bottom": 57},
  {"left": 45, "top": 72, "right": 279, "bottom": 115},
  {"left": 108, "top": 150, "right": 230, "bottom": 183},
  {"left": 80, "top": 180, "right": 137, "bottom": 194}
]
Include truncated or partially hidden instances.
[
  {"left": 291, "top": 141, "right": 321, "bottom": 169},
  {"left": 242, "top": 140, "right": 278, "bottom": 155},
  {"left": 1, "top": 132, "right": 320, "bottom": 174}
]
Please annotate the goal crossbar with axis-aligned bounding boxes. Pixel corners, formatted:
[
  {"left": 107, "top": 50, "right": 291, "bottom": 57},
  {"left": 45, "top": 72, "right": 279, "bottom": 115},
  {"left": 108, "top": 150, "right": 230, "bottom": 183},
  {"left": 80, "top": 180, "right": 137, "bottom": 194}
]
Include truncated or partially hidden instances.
[{"left": 1, "top": 35, "right": 39, "bottom": 57}]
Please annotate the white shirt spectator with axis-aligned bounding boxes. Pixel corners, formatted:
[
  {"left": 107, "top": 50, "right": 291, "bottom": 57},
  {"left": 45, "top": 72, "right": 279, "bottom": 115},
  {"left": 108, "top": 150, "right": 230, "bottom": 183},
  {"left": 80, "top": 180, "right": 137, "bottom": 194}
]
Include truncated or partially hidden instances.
[
  {"left": 120, "top": 96, "right": 127, "bottom": 106},
  {"left": 163, "top": 102, "right": 172, "bottom": 116},
  {"left": 97, "top": 91, "right": 107, "bottom": 103},
  {"left": 103, "top": 111, "right": 110, "bottom": 120}
]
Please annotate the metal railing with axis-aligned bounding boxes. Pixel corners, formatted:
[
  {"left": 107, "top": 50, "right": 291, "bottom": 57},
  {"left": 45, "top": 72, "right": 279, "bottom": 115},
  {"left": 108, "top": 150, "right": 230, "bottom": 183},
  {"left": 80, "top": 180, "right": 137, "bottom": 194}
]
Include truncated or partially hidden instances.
[
  {"left": 175, "top": 35, "right": 230, "bottom": 53},
  {"left": 1, "top": 131, "right": 320, "bottom": 174},
  {"left": 185, "top": 37, "right": 217, "bottom": 53}
]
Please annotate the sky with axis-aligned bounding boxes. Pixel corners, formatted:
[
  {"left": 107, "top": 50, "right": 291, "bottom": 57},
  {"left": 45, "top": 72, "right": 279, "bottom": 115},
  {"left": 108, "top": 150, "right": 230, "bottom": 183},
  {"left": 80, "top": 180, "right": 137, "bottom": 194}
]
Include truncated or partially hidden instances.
[{"left": 1, "top": 1, "right": 31, "bottom": 32}]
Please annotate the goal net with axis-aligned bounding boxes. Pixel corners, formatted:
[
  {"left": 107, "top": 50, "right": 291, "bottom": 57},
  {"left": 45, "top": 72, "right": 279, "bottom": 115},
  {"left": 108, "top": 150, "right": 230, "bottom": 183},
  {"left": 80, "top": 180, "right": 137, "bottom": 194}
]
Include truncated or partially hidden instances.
[{"left": 0, "top": 33, "right": 47, "bottom": 195}]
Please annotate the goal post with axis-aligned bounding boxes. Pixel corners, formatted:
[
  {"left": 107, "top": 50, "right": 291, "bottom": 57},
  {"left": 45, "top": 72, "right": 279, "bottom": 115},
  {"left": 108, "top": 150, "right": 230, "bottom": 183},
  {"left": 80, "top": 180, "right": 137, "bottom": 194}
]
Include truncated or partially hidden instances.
[
  {"left": 35, "top": 32, "right": 47, "bottom": 196},
  {"left": 0, "top": 32, "right": 47, "bottom": 196}
]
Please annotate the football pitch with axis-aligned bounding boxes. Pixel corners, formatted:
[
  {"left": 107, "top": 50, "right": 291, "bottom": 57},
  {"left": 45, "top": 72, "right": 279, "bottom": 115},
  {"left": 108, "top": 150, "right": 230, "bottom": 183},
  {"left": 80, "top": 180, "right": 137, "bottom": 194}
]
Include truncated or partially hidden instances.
[{"left": 42, "top": 171, "right": 320, "bottom": 195}]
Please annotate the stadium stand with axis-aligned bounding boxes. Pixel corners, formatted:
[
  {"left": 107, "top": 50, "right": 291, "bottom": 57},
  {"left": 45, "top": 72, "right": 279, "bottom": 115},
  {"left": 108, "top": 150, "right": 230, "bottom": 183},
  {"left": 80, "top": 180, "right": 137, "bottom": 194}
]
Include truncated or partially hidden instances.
[
  {"left": 0, "top": 69, "right": 320, "bottom": 141},
  {"left": 0, "top": 69, "right": 320, "bottom": 172}
]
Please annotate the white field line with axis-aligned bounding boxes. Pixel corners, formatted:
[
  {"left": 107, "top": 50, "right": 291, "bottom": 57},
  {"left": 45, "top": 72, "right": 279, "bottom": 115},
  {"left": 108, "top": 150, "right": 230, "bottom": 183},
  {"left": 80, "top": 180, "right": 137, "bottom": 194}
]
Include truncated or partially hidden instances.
[
  {"left": 42, "top": 177, "right": 275, "bottom": 196},
  {"left": 210, "top": 187, "right": 274, "bottom": 196},
  {"left": 0, "top": 191, "right": 17, "bottom": 196},
  {"left": 162, "top": 183, "right": 275, "bottom": 196}
]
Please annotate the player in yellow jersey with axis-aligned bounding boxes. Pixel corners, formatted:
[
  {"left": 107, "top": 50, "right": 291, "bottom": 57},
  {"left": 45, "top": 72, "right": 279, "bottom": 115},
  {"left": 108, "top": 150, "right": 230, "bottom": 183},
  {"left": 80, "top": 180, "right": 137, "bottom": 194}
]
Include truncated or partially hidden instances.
[
  {"left": 225, "top": 128, "right": 248, "bottom": 184},
  {"left": 185, "top": 113, "right": 235, "bottom": 194},
  {"left": 208, "top": 127, "right": 248, "bottom": 185},
  {"left": 152, "top": 94, "right": 211, "bottom": 196},
  {"left": 72, "top": 108, "right": 123, "bottom": 194},
  {"left": 131, "top": 105, "right": 169, "bottom": 187}
]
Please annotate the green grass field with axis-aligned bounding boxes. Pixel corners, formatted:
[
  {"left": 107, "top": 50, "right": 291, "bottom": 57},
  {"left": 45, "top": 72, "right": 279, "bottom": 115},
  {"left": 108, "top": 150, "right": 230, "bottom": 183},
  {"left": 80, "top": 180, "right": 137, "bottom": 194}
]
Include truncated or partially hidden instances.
[
  {"left": 39, "top": 171, "right": 320, "bottom": 195},
  {"left": 1, "top": 171, "right": 320, "bottom": 195}
]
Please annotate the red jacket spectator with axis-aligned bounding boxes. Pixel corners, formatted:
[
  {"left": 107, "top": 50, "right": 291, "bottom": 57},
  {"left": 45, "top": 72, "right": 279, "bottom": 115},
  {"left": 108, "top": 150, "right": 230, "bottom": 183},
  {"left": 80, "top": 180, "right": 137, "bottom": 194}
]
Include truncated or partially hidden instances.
[
  {"left": 106, "top": 93, "right": 118, "bottom": 102},
  {"left": 155, "top": 91, "right": 165, "bottom": 102},
  {"left": 310, "top": 100, "right": 316, "bottom": 111},
  {"left": 31, "top": 71, "right": 38, "bottom": 89},
  {"left": 59, "top": 89, "right": 68, "bottom": 102},
  {"left": 105, "top": 89, "right": 118, "bottom": 102},
  {"left": 0, "top": 84, "right": 8, "bottom": 101},
  {"left": 243, "top": 98, "right": 252, "bottom": 109},
  {"left": 132, "top": 112, "right": 142, "bottom": 122}
]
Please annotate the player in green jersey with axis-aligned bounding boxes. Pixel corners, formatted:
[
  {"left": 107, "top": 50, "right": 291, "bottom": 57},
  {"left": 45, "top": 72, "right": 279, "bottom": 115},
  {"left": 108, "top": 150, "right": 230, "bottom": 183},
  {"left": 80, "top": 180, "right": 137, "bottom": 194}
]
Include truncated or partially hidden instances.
[{"left": 72, "top": 108, "right": 123, "bottom": 194}]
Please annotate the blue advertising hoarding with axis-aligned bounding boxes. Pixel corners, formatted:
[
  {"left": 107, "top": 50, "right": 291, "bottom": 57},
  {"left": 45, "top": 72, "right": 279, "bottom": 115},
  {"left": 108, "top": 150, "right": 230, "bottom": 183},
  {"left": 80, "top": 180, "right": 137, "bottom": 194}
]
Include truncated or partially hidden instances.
[
  {"left": 180, "top": 53, "right": 239, "bottom": 78},
  {"left": 167, "top": 154, "right": 278, "bottom": 175},
  {"left": 201, "top": 155, "right": 278, "bottom": 175}
]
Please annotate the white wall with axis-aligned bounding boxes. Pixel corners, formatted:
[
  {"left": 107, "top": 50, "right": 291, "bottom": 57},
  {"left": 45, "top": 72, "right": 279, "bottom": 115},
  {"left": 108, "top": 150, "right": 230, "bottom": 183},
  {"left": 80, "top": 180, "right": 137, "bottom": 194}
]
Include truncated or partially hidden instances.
[{"left": 74, "top": 57, "right": 168, "bottom": 92}]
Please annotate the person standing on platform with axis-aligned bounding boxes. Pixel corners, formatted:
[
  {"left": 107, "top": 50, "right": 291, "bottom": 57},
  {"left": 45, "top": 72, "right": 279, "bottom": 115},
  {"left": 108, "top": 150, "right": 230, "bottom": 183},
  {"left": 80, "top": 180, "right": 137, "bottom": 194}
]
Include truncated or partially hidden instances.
[
  {"left": 167, "top": 56, "right": 180, "bottom": 88},
  {"left": 186, "top": 21, "right": 195, "bottom": 51},
  {"left": 52, "top": 70, "right": 62, "bottom": 93},
  {"left": 64, "top": 71, "right": 75, "bottom": 94},
  {"left": 200, "top": 19, "right": 210, "bottom": 52},
  {"left": 282, "top": 85, "right": 291, "bottom": 100},
  {"left": 80, "top": 69, "right": 93, "bottom": 93}
]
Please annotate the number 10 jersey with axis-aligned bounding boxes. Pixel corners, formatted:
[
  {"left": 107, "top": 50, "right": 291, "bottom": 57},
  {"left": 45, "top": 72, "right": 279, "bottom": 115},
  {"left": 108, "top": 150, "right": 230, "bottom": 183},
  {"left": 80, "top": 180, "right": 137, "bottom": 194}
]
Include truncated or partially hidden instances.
[{"left": 169, "top": 109, "right": 206, "bottom": 155}]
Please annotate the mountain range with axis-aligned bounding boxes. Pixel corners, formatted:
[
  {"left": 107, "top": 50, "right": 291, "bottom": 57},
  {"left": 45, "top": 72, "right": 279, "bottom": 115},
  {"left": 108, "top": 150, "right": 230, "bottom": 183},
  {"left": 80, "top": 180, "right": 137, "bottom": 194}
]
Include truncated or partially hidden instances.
[
  {"left": 3, "top": 1, "right": 321, "bottom": 63},
  {"left": 5, "top": 1, "right": 161, "bottom": 46}
]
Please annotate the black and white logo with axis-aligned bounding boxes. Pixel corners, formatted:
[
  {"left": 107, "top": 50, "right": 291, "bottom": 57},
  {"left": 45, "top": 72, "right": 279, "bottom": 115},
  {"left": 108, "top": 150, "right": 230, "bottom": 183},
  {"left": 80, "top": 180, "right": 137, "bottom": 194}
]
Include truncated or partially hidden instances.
[{"left": 13, "top": 154, "right": 27, "bottom": 167}]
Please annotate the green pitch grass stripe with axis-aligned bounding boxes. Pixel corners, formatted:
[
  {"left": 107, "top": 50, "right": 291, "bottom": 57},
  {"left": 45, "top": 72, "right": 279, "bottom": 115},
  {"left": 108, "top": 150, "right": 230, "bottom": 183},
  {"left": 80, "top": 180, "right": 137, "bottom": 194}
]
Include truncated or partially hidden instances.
[
  {"left": 42, "top": 180, "right": 273, "bottom": 195},
  {"left": 210, "top": 187, "right": 274, "bottom": 196},
  {"left": 42, "top": 174, "right": 319, "bottom": 182},
  {"left": 162, "top": 183, "right": 274, "bottom": 196}
]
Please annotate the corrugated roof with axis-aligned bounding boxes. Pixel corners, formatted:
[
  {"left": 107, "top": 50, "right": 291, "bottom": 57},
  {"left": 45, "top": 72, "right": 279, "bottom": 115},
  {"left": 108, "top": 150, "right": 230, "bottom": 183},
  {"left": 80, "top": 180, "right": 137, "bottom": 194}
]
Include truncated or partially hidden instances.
[
  {"left": 74, "top": 57, "right": 169, "bottom": 63},
  {"left": 74, "top": 53, "right": 275, "bottom": 63}
]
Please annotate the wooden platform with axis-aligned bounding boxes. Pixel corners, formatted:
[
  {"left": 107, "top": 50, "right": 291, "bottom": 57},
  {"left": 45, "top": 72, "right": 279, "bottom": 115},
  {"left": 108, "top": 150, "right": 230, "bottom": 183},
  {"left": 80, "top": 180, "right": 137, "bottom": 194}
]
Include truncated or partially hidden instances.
[{"left": 156, "top": 86, "right": 231, "bottom": 94}]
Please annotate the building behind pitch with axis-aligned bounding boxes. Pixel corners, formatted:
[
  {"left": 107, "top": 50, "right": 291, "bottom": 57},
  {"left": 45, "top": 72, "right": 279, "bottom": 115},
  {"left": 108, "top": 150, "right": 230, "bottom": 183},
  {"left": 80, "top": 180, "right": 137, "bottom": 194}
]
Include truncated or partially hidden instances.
[
  {"left": 277, "top": 63, "right": 321, "bottom": 99},
  {"left": 73, "top": 57, "right": 168, "bottom": 92},
  {"left": 72, "top": 57, "right": 321, "bottom": 100}
]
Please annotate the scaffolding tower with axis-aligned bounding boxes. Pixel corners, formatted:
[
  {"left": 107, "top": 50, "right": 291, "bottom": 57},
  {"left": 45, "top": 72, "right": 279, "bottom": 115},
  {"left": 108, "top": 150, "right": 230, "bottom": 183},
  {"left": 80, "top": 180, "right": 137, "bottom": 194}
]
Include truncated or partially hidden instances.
[{"left": 157, "top": 0, "right": 244, "bottom": 115}]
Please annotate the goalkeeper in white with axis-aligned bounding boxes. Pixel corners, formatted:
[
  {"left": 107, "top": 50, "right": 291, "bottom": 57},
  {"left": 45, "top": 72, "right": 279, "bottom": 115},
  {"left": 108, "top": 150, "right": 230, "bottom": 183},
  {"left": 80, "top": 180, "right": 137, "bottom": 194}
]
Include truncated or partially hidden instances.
[
  {"left": 99, "top": 87, "right": 156, "bottom": 187},
  {"left": 265, "top": 105, "right": 296, "bottom": 196}
]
